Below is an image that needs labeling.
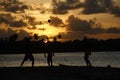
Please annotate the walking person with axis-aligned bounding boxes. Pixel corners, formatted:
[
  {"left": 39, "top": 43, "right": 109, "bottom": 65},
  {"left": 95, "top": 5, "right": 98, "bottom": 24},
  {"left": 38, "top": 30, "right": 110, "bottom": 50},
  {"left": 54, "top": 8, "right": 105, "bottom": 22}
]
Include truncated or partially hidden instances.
[
  {"left": 20, "top": 37, "right": 34, "bottom": 67},
  {"left": 83, "top": 37, "right": 92, "bottom": 67},
  {"left": 84, "top": 49, "right": 92, "bottom": 67}
]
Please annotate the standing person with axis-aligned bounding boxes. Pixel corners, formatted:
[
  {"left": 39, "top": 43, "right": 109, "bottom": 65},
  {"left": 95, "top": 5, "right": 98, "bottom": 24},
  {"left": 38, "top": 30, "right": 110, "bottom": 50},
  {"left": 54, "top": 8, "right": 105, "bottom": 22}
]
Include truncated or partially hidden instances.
[
  {"left": 83, "top": 37, "right": 92, "bottom": 67},
  {"left": 20, "top": 37, "right": 34, "bottom": 67},
  {"left": 44, "top": 41, "right": 54, "bottom": 66}
]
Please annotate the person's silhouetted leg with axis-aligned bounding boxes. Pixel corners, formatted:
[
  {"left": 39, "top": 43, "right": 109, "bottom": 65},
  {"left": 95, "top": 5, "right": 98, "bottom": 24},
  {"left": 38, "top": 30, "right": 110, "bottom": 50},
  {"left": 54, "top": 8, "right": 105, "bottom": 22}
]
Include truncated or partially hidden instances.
[
  {"left": 20, "top": 60, "right": 25, "bottom": 67},
  {"left": 51, "top": 60, "right": 53, "bottom": 66},
  {"left": 84, "top": 57, "right": 87, "bottom": 66},
  {"left": 48, "top": 61, "right": 50, "bottom": 66},
  {"left": 88, "top": 61, "right": 92, "bottom": 67},
  {"left": 86, "top": 60, "right": 92, "bottom": 67},
  {"left": 32, "top": 60, "right": 34, "bottom": 67}
]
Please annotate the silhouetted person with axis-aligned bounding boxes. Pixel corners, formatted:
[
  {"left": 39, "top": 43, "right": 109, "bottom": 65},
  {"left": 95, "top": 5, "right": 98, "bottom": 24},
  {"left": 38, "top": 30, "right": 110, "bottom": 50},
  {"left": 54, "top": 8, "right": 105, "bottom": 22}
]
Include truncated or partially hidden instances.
[
  {"left": 44, "top": 41, "right": 54, "bottom": 66},
  {"left": 20, "top": 37, "right": 34, "bottom": 67},
  {"left": 84, "top": 49, "right": 92, "bottom": 67},
  {"left": 83, "top": 37, "right": 92, "bottom": 67}
]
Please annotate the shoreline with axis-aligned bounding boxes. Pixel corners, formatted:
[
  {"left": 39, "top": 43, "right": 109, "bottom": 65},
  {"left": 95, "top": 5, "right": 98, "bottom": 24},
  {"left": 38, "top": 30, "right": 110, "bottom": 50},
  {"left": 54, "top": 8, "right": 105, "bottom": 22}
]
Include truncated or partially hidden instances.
[{"left": 1, "top": 66, "right": 120, "bottom": 80}]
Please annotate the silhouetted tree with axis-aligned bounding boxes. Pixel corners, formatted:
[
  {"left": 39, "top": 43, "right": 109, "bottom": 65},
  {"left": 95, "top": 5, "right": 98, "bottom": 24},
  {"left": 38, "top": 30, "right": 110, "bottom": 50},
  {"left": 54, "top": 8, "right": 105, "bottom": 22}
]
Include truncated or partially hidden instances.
[
  {"left": 57, "top": 34, "right": 62, "bottom": 39},
  {"left": 53, "top": 37, "right": 57, "bottom": 42},
  {"left": 33, "top": 33, "right": 39, "bottom": 40},
  {"left": 9, "top": 33, "right": 18, "bottom": 43}
]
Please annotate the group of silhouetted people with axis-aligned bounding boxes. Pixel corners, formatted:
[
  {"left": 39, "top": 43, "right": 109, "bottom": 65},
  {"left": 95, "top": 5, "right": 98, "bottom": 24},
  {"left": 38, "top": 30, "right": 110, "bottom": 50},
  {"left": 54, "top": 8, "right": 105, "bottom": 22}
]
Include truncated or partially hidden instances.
[
  {"left": 20, "top": 37, "right": 92, "bottom": 67},
  {"left": 20, "top": 38, "right": 54, "bottom": 67}
]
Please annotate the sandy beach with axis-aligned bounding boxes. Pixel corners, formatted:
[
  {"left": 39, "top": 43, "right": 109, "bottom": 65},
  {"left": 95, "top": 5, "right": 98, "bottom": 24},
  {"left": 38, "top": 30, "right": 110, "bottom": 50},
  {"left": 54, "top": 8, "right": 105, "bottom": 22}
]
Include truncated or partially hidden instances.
[{"left": 1, "top": 66, "right": 120, "bottom": 80}]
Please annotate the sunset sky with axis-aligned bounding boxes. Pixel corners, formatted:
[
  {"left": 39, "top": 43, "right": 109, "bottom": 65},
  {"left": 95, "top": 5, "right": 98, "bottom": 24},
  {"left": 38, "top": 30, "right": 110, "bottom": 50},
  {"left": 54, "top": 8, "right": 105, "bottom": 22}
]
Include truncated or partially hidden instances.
[{"left": 0, "top": 0, "right": 120, "bottom": 41}]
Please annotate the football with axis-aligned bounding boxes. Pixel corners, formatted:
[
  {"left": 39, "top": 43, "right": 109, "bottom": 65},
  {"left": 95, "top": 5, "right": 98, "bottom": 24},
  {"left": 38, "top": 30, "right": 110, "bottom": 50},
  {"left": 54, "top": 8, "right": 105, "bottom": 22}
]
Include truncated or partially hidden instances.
[{"left": 48, "top": 19, "right": 51, "bottom": 23}]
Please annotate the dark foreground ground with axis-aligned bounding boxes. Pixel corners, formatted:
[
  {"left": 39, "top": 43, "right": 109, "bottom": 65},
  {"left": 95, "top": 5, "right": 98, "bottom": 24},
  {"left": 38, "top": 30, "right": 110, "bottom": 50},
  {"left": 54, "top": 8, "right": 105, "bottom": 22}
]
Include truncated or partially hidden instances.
[{"left": 0, "top": 66, "right": 120, "bottom": 80}]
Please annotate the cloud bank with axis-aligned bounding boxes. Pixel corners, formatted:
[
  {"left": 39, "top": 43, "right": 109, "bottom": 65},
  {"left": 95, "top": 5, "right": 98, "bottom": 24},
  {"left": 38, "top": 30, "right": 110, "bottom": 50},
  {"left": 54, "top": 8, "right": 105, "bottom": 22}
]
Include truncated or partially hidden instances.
[{"left": 52, "top": 0, "right": 120, "bottom": 16}]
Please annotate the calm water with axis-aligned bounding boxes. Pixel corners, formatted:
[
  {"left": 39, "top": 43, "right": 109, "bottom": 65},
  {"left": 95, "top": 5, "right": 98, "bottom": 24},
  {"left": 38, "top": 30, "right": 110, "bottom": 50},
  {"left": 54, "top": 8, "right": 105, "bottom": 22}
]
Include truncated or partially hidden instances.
[{"left": 0, "top": 52, "right": 120, "bottom": 68}]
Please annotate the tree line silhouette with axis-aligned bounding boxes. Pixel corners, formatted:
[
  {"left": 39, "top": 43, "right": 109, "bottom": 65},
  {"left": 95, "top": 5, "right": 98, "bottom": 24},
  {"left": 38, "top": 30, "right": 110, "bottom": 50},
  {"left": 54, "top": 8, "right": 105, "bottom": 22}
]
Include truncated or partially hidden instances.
[{"left": 0, "top": 33, "right": 120, "bottom": 54}]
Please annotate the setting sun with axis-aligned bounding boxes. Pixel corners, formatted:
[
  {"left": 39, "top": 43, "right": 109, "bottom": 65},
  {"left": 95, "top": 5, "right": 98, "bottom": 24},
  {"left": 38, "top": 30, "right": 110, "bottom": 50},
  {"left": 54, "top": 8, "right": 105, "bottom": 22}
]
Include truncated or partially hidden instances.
[
  {"left": 25, "top": 24, "right": 67, "bottom": 38},
  {"left": 36, "top": 24, "right": 67, "bottom": 37}
]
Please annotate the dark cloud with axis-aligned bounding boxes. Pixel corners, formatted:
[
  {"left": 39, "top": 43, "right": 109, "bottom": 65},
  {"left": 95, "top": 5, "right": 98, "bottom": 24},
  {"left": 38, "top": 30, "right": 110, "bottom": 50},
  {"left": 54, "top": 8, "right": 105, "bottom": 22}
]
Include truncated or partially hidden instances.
[
  {"left": 32, "top": 5, "right": 49, "bottom": 14},
  {"left": 0, "top": 13, "right": 14, "bottom": 24},
  {"left": 106, "top": 27, "right": 120, "bottom": 33},
  {"left": 52, "top": 0, "right": 120, "bottom": 16},
  {"left": 52, "top": 0, "right": 82, "bottom": 14},
  {"left": 0, "top": 0, "right": 29, "bottom": 13},
  {"left": 63, "top": 15, "right": 120, "bottom": 40},
  {"left": 82, "top": 0, "right": 106, "bottom": 14},
  {"left": 38, "top": 28, "right": 46, "bottom": 31},
  {"left": 66, "top": 15, "right": 104, "bottom": 34},
  {"left": 0, "top": 13, "right": 27, "bottom": 27},
  {"left": 9, "top": 20, "right": 27, "bottom": 27},
  {"left": 49, "top": 16, "right": 64, "bottom": 27},
  {"left": 82, "top": 0, "right": 120, "bottom": 16},
  {"left": 26, "top": 16, "right": 43, "bottom": 26},
  {"left": 0, "top": 14, "right": 43, "bottom": 28},
  {"left": 17, "top": 29, "right": 30, "bottom": 40},
  {"left": 0, "top": 0, "right": 30, "bottom": 28},
  {"left": 66, "top": 15, "right": 120, "bottom": 34},
  {"left": 0, "top": 28, "right": 16, "bottom": 38},
  {"left": 25, "top": 16, "right": 43, "bottom": 29},
  {"left": 110, "top": 6, "right": 120, "bottom": 16},
  {"left": 0, "top": 0, "right": 43, "bottom": 28},
  {"left": 0, "top": 28, "right": 30, "bottom": 40},
  {"left": 66, "top": 15, "right": 91, "bottom": 31}
]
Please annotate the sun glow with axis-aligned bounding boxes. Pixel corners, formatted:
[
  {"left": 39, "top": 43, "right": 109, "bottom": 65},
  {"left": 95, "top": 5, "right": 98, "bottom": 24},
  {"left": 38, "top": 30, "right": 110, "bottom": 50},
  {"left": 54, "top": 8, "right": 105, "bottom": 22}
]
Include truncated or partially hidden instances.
[{"left": 26, "top": 24, "right": 67, "bottom": 37}]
